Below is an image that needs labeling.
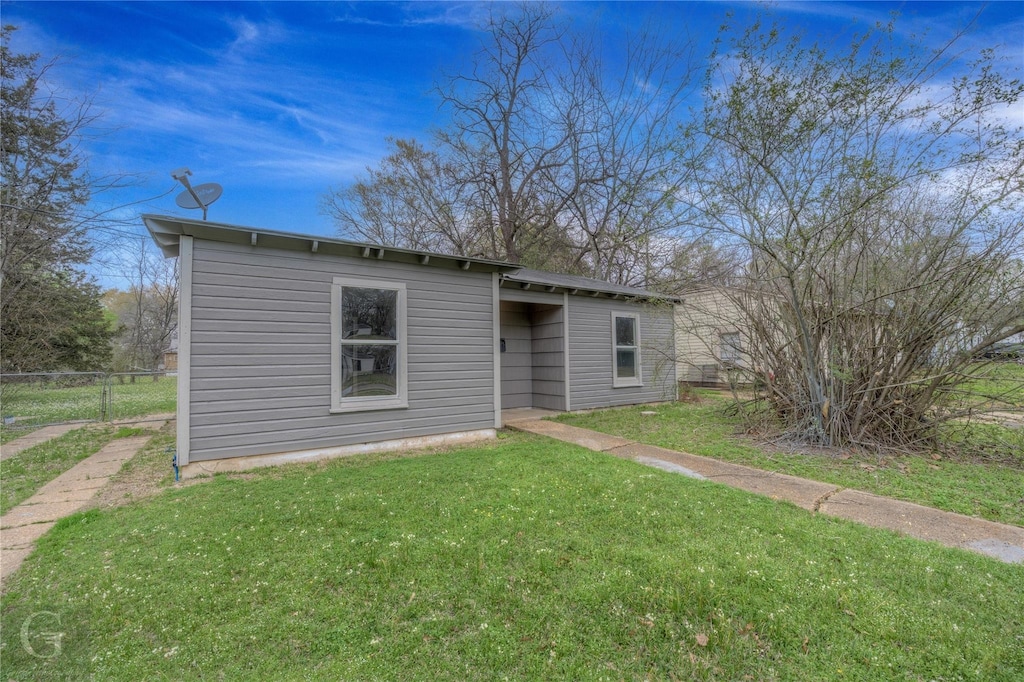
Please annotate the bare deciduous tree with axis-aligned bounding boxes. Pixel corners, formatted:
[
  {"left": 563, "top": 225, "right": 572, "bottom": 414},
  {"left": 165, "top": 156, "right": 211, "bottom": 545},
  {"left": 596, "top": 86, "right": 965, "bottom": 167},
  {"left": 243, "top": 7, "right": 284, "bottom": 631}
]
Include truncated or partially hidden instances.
[
  {"left": 323, "top": 3, "right": 697, "bottom": 283},
  {"left": 105, "top": 239, "right": 179, "bottom": 373},
  {"left": 679, "top": 16, "right": 1024, "bottom": 449},
  {"left": 320, "top": 138, "right": 484, "bottom": 255},
  {"left": 555, "top": 27, "right": 696, "bottom": 285}
]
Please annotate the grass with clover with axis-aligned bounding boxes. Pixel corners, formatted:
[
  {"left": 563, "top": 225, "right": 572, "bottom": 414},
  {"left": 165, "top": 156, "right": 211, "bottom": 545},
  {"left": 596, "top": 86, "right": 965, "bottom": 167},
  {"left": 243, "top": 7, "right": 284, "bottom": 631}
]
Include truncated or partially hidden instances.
[
  {"left": 557, "top": 386, "right": 1024, "bottom": 527},
  {"left": 2, "top": 431, "right": 1021, "bottom": 680}
]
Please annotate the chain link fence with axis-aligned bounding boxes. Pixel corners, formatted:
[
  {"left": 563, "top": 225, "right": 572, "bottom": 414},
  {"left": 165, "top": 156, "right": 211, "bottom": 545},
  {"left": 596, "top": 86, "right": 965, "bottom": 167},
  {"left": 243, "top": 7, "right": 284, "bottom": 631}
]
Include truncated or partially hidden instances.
[{"left": 0, "top": 371, "right": 177, "bottom": 439}]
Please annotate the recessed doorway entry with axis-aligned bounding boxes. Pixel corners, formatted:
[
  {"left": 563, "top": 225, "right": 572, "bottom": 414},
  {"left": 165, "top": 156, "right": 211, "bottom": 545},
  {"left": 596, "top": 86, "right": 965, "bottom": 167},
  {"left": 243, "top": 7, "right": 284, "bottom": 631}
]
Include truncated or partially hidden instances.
[{"left": 498, "top": 300, "right": 566, "bottom": 411}]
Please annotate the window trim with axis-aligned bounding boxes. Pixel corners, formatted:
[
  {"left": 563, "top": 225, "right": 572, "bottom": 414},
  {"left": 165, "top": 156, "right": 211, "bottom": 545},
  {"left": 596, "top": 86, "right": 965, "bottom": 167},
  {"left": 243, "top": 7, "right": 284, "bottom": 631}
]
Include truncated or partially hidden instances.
[
  {"left": 330, "top": 276, "right": 408, "bottom": 413},
  {"left": 611, "top": 311, "right": 642, "bottom": 388}
]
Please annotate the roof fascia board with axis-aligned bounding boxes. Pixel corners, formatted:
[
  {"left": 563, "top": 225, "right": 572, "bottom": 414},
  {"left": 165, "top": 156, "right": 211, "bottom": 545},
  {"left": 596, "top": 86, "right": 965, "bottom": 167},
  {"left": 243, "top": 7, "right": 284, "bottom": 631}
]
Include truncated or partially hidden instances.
[
  {"left": 142, "top": 214, "right": 519, "bottom": 273},
  {"left": 499, "top": 273, "right": 680, "bottom": 303}
]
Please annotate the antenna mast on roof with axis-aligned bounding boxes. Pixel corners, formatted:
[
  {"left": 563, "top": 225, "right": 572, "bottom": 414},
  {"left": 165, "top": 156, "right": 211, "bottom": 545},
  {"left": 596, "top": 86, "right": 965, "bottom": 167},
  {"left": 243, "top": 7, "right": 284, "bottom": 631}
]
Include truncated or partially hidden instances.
[{"left": 171, "top": 167, "right": 223, "bottom": 220}]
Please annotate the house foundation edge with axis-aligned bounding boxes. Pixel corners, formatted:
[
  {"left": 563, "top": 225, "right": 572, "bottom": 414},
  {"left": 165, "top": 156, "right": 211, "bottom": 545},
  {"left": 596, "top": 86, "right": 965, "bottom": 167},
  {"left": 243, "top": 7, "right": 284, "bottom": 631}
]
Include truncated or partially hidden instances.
[{"left": 178, "top": 428, "right": 497, "bottom": 479}]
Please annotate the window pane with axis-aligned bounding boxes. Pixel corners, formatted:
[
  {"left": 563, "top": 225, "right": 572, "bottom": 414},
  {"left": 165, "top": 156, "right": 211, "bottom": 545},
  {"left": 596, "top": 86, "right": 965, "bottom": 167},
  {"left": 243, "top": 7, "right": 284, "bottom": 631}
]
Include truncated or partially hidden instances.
[
  {"left": 721, "top": 333, "right": 741, "bottom": 362},
  {"left": 615, "top": 316, "right": 636, "bottom": 346},
  {"left": 342, "top": 288, "right": 397, "bottom": 340},
  {"left": 616, "top": 349, "right": 636, "bottom": 378},
  {"left": 341, "top": 345, "right": 397, "bottom": 397}
]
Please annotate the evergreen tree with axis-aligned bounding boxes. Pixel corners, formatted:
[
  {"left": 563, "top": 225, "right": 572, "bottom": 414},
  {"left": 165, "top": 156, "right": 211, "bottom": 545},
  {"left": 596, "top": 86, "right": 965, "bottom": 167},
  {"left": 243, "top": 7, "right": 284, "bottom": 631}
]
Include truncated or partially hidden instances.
[{"left": 1, "top": 26, "right": 113, "bottom": 372}]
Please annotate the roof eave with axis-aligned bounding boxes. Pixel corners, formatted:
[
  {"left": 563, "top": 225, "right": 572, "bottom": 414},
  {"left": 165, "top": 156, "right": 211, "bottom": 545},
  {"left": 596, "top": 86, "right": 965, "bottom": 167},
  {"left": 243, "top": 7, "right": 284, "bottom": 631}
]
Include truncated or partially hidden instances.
[
  {"left": 499, "top": 272, "right": 680, "bottom": 303},
  {"left": 142, "top": 215, "right": 520, "bottom": 273}
]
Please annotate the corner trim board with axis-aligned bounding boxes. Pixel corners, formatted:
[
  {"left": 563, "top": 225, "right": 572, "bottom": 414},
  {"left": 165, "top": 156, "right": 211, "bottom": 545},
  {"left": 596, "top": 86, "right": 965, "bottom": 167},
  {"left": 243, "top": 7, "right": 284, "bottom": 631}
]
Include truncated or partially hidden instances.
[
  {"left": 563, "top": 291, "right": 571, "bottom": 412},
  {"left": 492, "top": 272, "right": 502, "bottom": 428},
  {"left": 177, "top": 235, "right": 193, "bottom": 466}
]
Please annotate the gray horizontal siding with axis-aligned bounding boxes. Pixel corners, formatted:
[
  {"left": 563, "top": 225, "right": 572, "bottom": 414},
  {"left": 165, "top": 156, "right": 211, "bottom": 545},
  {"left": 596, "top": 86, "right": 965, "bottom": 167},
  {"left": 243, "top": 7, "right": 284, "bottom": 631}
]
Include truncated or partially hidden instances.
[
  {"left": 498, "top": 288, "right": 564, "bottom": 305},
  {"left": 187, "top": 239, "right": 496, "bottom": 461},
  {"left": 568, "top": 299, "right": 676, "bottom": 411},
  {"left": 531, "top": 305, "right": 565, "bottom": 411},
  {"left": 197, "top": 250, "right": 495, "bottom": 296},
  {"left": 193, "top": 409, "right": 492, "bottom": 460},
  {"left": 499, "top": 302, "right": 533, "bottom": 409}
]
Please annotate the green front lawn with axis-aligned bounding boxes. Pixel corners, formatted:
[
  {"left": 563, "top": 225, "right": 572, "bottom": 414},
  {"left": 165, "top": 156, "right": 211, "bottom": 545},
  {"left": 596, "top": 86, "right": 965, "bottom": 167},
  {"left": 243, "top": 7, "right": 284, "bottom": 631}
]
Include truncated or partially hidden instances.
[
  {"left": 955, "top": 361, "right": 1024, "bottom": 409},
  {"left": 2, "top": 433, "right": 1021, "bottom": 680},
  {"left": 558, "top": 397, "right": 1024, "bottom": 527}
]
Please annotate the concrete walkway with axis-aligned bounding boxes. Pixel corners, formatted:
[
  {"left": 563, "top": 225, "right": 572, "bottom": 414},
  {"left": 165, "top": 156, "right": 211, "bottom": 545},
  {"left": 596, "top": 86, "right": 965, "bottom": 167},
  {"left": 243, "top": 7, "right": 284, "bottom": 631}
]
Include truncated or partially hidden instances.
[
  {"left": 0, "top": 413, "right": 173, "bottom": 461},
  {"left": 0, "top": 418, "right": 167, "bottom": 587},
  {"left": 506, "top": 415, "right": 1024, "bottom": 564},
  {"left": 0, "top": 423, "right": 87, "bottom": 461}
]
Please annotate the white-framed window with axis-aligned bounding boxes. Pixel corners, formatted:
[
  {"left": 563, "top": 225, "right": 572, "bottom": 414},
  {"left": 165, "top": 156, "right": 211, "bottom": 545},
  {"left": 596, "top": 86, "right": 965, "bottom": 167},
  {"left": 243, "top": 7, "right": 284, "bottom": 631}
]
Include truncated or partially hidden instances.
[
  {"left": 720, "top": 331, "right": 742, "bottom": 366},
  {"left": 611, "top": 311, "right": 642, "bottom": 388},
  {"left": 330, "top": 277, "right": 408, "bottom": 413}
]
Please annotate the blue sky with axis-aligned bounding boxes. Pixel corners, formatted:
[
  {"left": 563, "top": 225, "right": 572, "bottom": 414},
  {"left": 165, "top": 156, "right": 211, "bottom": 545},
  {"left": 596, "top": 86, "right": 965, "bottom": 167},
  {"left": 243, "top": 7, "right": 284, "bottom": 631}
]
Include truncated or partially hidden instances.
[{"left": 2, "top": 1, "right": 1021, "bottom": 285}]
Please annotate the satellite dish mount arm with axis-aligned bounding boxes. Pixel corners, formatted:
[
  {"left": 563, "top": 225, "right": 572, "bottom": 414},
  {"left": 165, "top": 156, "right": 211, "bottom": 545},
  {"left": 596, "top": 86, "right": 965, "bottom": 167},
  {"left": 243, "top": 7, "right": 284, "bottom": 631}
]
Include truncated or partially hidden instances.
[{"left": 171, "top": 168, "right": 209, "bottom": 220}]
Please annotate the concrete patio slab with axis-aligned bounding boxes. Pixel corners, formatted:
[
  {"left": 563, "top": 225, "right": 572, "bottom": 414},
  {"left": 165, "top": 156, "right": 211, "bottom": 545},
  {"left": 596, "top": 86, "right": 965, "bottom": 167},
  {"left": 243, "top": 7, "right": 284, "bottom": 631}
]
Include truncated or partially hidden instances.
[{"left": 502, "top": 408, "right": 560, "bottom": 425}]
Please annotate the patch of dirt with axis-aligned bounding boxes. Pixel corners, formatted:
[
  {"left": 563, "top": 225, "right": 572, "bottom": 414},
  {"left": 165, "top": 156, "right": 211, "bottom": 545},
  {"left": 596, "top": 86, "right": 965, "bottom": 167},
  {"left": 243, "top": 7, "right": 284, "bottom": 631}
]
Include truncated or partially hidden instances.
[
  {"left": 86, "top": 420, "right": 210, "bottom": 512},
  {"left": 86, "top": 422, "right": 489, "bottom": 511},
  {"left": 754, "top": 436, "right": 871, "bottom": 462},
  {"left": 968, "top": 410, "right": 1024, "bottom": 429}
]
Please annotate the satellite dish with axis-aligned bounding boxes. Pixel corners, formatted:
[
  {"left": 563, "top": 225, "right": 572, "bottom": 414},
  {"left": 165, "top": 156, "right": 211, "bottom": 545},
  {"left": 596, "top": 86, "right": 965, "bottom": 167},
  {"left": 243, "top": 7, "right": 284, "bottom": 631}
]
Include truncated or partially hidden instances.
[
  {"left": 170, "top": 167, "right": 223, "bottom": 220},
  {"left": 175, "top": 182, "right": 223, "bottom": 210}
]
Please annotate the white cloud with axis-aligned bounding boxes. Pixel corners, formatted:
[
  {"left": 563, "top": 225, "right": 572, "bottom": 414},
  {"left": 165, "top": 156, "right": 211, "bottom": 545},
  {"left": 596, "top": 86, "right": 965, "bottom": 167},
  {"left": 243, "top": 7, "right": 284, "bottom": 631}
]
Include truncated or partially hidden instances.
[{"left": 228, "top": 16, "right": 261, "bottom": 47}]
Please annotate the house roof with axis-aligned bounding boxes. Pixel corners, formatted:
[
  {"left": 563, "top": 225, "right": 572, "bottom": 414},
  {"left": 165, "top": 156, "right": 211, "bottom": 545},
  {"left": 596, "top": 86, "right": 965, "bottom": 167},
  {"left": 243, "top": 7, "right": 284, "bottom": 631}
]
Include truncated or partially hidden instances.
[
  {"left": 501, "top": 268, "right": 679, "bottom": 302},
  {"left": 144, "top": 214, "right": 674, "bottom": 301},
  {"left": 144, "top": 214, "right": 518, "bottom": 273}
]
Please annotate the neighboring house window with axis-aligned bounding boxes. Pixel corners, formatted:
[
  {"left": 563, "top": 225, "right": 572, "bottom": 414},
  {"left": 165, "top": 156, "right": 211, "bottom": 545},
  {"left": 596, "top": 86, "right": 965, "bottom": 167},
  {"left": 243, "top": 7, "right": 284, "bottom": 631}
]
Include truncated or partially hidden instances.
[
  {"left": 331, "top": 277, "right": 407, "bottom": 412},
  {"left": 720, "top": 332, "right": 742, "bottom": 366},
  {"left": 612, "top": 312, "right": 642, "bottom": 387}
]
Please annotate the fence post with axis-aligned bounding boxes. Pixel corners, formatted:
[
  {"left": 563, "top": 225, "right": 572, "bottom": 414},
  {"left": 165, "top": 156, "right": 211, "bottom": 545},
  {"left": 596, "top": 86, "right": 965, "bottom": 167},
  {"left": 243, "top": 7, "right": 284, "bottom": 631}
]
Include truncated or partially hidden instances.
[{"left": 101, "top": 373, "right": 111, "bottom": 422}]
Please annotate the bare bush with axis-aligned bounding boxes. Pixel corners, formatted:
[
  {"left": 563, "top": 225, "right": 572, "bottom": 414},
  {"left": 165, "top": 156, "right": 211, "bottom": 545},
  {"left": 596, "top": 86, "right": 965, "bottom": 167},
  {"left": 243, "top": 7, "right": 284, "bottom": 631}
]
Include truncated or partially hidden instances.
[{"left": 680, "top": 16, "right": 1024, "bottom": 448}]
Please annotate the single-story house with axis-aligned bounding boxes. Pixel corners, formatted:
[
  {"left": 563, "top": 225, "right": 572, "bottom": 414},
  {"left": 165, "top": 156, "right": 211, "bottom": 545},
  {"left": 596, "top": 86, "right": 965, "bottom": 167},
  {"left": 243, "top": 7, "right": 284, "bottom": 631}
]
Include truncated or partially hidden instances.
[{"left": 146, "top": 215, "right": 677, "bottom": 474}]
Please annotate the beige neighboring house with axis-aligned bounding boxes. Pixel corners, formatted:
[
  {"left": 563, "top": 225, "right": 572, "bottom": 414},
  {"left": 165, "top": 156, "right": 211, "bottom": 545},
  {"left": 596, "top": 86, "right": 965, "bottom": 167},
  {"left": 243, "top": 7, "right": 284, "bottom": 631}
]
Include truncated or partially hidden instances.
[
  {"left": 160, "top": 332, "right": 179, "bottom": 372},
  {"left": 674, "top": 288, "right": 752, "bottom": 386}
]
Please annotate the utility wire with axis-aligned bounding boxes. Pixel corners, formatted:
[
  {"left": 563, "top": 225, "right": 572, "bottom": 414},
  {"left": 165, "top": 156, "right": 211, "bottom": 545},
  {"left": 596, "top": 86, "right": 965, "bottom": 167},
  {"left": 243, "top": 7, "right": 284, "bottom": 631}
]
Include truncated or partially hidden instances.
[{"left": 1, "top": 184, "right": 177, "bottom": 238}]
